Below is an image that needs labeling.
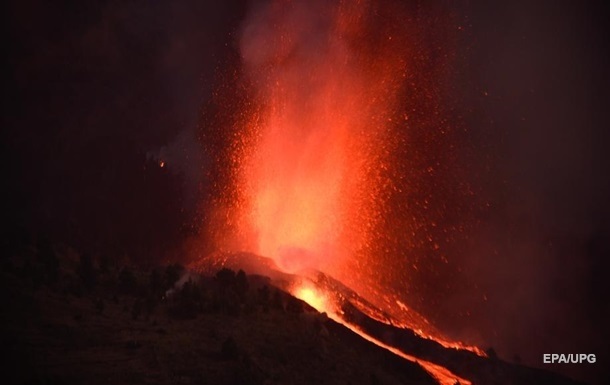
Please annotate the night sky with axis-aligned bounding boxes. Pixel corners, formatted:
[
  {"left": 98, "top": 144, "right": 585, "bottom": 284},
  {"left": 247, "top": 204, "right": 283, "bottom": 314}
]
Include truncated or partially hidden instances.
[
  {"left": 3, "top": 0, "right": 610, "bottom": 383},
  {"left": 4, "top": 0, "right": 247, "bottom": 260}
]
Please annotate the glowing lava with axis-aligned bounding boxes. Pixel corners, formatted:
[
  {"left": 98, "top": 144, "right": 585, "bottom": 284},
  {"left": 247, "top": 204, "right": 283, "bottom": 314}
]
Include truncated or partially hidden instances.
[
  {"left": 293, "top": 284, "right": 329, "bottom": 313},
  {"left": 336, "top": 320, "right": 472, "bottom": 385},
  {"left": 224, "top": 0, "right": 483, "bottom": 354},
  {"left": 204, "top": 0, "right": 484, "bottom": 382},
  {"left": 291, "top": 282, "right": 471, "bottom": 385},
  {"left": 233, "top": 0, "right": 406, "bottom": 277}
]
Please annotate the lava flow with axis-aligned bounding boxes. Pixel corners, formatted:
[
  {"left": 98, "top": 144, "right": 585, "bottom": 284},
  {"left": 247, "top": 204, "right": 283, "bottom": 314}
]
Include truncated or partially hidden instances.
[
  {"left": 290, "top": 281, "right": 471, "bottom": 385},
  {"left": 203, "top": 0, "right": 482, "bottom": 382}
]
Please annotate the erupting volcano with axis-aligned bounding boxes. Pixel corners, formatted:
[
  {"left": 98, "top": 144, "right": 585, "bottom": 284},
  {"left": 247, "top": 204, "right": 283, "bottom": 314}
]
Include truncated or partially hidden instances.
[
  {"left": 197, "top": 0, "right": 487, "bottom": 383},
  {"left": 4, "top": 0, "right": 607, "bottom": 383}
]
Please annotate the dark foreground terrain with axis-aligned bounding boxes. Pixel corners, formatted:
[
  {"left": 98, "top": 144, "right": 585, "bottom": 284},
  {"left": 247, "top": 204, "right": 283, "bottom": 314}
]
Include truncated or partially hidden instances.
[
  {"left": 0, "top": 240, "right": 588, "bottom": 385},
  {"left": 1, "top": 241, "right": 436, "bottom": 385}
]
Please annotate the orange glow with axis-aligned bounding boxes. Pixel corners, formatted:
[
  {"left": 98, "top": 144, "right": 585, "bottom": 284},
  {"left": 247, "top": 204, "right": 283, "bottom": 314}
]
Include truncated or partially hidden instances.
[
  {"left": 236, "top": 0, "right": 405, "bottom": 277},
  {"left": 228, "top": 0, "right": 484, "bottom": 355},
  {"left": 336, "top": 319, "right": 472, "bottom": 385},
  {"left": 208, "top": 0, "right": 484, "bottom": 374},
  {"left": 289, "top": 282, "right": 471, "bottom": 385},
  {"left": 293, "top": 284, "right": 331, "bottom": 313}
]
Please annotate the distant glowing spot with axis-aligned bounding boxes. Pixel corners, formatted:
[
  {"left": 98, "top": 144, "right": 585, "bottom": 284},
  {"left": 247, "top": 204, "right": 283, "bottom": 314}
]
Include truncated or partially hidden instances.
[{"left": 159, "top": 160, "right": 165, "bottom": 168}]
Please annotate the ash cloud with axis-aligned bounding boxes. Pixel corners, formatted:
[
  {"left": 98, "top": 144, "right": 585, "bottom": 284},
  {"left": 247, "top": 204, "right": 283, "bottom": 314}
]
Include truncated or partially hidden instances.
[{"left": 239, "top": 0, "right": 336, "bottom": 74}]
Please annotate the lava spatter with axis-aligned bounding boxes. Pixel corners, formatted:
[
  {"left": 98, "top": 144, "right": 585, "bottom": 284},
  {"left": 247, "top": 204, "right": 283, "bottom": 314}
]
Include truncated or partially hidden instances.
[{"left": 202, "top": 0, "right": 483, "bottom": 380}]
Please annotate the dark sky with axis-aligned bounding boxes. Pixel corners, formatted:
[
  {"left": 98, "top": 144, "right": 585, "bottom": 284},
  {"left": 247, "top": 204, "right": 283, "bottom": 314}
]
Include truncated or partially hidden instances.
[
  {"left": 3, "top": 0, "right": 610, "bottom": 383},
  {"left": 449, "top": 1, "right": 610, "bottom": 382},
  {"left": 3, "top": 0, "right": 247, "bottom": 259}
]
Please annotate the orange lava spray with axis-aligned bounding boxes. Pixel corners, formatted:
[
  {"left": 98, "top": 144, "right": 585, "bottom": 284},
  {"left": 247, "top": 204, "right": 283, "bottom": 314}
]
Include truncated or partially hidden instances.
[
  {"left": 235, "top": 0, "right": 406, "bottom": 280},
  {"left": 202, "top": 0, "right": 484, "bottom": 364}
]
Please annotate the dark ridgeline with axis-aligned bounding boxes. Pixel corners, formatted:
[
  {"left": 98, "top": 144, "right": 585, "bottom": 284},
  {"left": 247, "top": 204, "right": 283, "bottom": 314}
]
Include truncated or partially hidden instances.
[{"left": 0, "top": 251, "right": 590, "bottom": 385}]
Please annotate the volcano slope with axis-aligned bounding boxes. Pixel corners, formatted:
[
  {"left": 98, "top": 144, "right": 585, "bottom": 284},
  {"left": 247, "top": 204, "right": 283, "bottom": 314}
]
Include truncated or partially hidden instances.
[{"left": 1, "top": 246, "right": 587, "bottom": 385}]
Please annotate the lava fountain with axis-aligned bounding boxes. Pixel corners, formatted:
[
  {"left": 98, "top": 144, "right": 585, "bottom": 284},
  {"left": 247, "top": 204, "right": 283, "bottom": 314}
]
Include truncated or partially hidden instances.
[
  {"left": 201, "top": 0, "right": 482, "bottom": 382},
  {"left": 236, "top": 0, "right": 406, "bottom": 283}
]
